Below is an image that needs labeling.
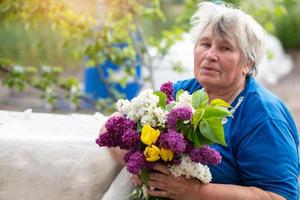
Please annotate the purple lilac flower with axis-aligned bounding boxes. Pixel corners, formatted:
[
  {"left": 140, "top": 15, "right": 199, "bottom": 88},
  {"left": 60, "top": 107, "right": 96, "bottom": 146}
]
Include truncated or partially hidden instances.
[
  {"left": 184, "top": 140, "right": 195, "bottom": 154},
  {"left": 158, "top": 130, "right": 186, "bottom": 154},
  {"left": 123, "top": 149, "right": 136, "bottom": 163},
  {"left": 170, "top": 155, "right": 182, "bottom": 165},
  {"left": 160, "top": 81, "right": 174, "bottom": 104},
  {"left": 96, "top": 131, "right": 128, "bottom": 149},
  {"left": 167, "top": 107, "right": 193, "bottom": 130},
  {"left": 122, "top": 129, "right": 140, "bottom": 150},
  {"left": 105, "top": 116, "right": 135, "bottom": 134},
  {"left": 189, "top": 145, "right": 222, "bottom": 165},
  {"left": 126, "top": 151, "right": 147, "bottom": 174},
  {"left": 96, "top": 116, "right": 136, "bottom": 149},
  {"left": 96, "top": 132, "right": 118, "bottom": 147}
]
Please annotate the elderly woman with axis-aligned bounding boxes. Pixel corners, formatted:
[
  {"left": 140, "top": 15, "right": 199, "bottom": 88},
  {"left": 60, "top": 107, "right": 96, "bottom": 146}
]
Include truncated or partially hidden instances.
[
  {"left": 102, "top": 2, "right": 299, "bottom": 200},
  {"left": 144, "top": 2, "right": 299, "bottom": 200}
]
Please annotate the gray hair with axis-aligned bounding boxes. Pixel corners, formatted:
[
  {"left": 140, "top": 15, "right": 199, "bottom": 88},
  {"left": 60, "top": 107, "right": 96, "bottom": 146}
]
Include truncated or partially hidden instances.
[{"left": 190, "top": 2, "right": 266, "bottom": 76}]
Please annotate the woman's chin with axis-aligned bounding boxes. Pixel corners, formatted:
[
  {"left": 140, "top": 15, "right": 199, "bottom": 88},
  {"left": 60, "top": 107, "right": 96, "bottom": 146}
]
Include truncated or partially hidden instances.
[{"left": 198, "top": 77, "right": 219, "bottom": 89}]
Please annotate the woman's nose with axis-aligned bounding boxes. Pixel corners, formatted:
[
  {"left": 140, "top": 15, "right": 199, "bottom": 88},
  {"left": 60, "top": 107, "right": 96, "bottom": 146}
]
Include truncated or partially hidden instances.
[{"left": 205, "top": 46, "right": 218, "bottom": 61}]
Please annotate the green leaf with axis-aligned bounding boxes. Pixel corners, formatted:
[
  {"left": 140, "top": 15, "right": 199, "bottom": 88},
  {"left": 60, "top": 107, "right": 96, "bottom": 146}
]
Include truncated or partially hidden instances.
[
  {"left": 210, "top": 98, "right": 230, "bottom": 108},
  {"left": 264, "top": 21, "right": 275, "bottom": 33},
  {"left": 175, "top": 89, "right": 184, "bottom": 101},
  {"left": 136, "top": 122, "right": 142, "bottom": 133},
  {"left": 274, "top": 5, "right": 286, "bottom": 17},
  {"left": 192, "top": 108, "right": 205, "bottom": 130},
  {"left": 166, "top": 103, "right": 174, "bottom": 112},
  {"left": 154, "top": 91, "right": 167, "bottom": 109},
  {"left": 186, "top": 128, "right": 193, "bottom": 141},
  {"left": 180, "top": 123, "right": 193, "bottom": 141},
  {"left": 199, "top": 118, "right": 227, "bottom": 146},
  {"left": 172, "top": 62, "right": 184, "bottom": 73},
  {"left": 119, "top": 77, "right": 127, "bottom": 88},
  {"left": 141, "top": 168, "right": 149, "bottom": 185},
  {"left": 192, "top": 90, "right": 208, "bottom": 109},
  {"left": 191, "top": 129, "right": 201, "bottom": 148},
  {"left": 196, "top": 127, "right": 214, "bottom": 146},
  {"left": 86, "top": 59, "right": 96, "bottom": 67},
  {"left": 203, "top": 106, "right": 232, "bottom": 119},
  {"left": 130, "top": 187, "right": 143, "bottom": 199}
]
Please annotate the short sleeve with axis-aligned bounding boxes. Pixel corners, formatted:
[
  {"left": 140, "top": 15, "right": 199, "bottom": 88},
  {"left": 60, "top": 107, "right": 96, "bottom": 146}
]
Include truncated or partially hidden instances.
[{"left": 235, "top": 119, "right": 299, "bottom": 200}]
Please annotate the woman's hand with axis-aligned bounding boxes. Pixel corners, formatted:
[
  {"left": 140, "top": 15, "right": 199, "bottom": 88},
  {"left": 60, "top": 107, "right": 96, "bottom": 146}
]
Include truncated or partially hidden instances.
[
  {"left": 131, "top": 174, "right": 143, "bottom": 187},
  {"left": 147, "top": 163, "right": 202, "bottom": 200},
  {"left": 146, "top": 163, "right": 286, "bottom": 200}
]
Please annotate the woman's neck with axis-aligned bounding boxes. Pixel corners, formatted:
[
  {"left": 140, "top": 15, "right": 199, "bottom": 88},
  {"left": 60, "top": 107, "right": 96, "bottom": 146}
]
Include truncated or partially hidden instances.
[{"left": 205, "top": 79, "right": 246, "bottom": 105}]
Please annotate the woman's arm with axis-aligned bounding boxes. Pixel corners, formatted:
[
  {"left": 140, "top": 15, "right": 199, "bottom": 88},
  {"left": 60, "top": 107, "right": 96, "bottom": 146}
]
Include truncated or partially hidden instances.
[
  {"left": 193, "top": 183, "right": 285, "bottom": 200},
  {"left": 147, "top": 164, "right": 286, "bottom": 200}
]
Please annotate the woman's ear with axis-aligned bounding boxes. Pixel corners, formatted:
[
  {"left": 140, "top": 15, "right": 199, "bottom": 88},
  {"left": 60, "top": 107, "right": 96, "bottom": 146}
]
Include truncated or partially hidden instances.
[{"left": 243, "top": 61, "right": 254, "bottom": 75}]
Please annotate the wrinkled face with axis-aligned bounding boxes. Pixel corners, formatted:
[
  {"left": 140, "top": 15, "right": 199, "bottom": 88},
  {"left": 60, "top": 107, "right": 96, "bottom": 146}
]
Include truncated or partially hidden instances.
[{"left": 194, "top": 25, "right": 249, "bottom": 91}]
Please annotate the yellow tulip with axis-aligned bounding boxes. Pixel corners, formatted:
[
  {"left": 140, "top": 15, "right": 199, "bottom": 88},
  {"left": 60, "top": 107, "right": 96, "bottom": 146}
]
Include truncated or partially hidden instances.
[
  {"left": 160, "top": 147, "right": 174, "bottom": 162},
  {"left": 141, "top": 124, "right": 160, "bottom": 145},
  {"left": 144, "top": 145, "right": 161, "bottom": 162}
]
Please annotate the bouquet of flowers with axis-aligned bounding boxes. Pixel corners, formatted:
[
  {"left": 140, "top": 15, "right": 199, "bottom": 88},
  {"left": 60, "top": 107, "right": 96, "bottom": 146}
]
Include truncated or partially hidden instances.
[{"left": 96, "top": 81, "right": 231, "bottom": 200}]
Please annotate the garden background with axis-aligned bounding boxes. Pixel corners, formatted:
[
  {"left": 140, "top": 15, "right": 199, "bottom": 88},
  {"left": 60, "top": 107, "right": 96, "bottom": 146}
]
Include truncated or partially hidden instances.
[{"left": 0, "top": 0, "right": 299, "bottom": 128}]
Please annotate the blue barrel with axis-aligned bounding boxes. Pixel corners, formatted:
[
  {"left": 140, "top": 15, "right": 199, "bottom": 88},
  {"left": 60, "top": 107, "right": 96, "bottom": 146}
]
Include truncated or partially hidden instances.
[{"left": 83, "top": 55, "right": 142, "bottom": 101}]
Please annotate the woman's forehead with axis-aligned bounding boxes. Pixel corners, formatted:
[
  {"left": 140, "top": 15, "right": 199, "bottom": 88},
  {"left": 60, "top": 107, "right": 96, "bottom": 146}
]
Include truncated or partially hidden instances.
[{"left": 200, "top": 27, "right": 237, "bottom": 45}]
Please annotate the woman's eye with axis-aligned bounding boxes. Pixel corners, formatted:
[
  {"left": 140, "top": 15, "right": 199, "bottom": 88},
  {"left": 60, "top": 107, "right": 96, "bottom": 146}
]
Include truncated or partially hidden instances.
[
  {"left": 221, "top": 46, "right": 231, "bottom": 51},
  {"left": 201, "top": 42, "right": 210, "bottom": 48}
]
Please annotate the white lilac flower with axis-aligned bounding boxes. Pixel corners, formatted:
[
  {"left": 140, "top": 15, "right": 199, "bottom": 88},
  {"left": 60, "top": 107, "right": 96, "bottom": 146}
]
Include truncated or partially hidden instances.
[
  {"left": 174, "top": 91, "right": 193, "bottom": 111},
  {"left": 116, "top": 99, "right": 132, "bottom": 115},
  {"left": 140, "top": 106, "right": 168, "bottom": 128},
  {"left": 140, "top": 111, "right": 157, "bottom": 127},
  {"left": 117, "top": 89, "right": 166, "bottom": 127},
  {"left": 126, "top": 89, "right": 159, "bottom": 122},
  {"left": 153, "top": 107, "right": 168, "bottom": 127},
  {"left": 133, "top": 89, "right": 158, "bottom": 108},
  {"left": 127, "top": 110, "right": 139, "bottom": 122},
  {"left": 169, "top": 155, "right": 212, "bottom": 184}
]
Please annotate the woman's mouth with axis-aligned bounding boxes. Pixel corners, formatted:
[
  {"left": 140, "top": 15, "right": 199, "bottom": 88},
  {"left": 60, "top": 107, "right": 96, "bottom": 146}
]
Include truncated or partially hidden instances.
[{"left": 200, "top": 66, "right": 220, "bottom": 73}]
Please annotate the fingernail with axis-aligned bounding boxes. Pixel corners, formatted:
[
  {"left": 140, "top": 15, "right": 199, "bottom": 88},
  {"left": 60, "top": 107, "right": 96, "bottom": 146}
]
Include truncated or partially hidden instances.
[{"left": 149, "top": 186, "right": 155, "bottom": 191}]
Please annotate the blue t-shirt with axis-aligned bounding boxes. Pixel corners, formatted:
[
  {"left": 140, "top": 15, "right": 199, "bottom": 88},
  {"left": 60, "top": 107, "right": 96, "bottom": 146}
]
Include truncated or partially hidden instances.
[{"left": 173, "top": 77, "right": 299, "bottom": 200}]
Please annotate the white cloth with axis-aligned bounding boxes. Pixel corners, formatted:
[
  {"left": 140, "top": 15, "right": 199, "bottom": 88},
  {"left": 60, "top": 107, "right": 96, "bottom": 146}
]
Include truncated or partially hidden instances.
[
  {"left": 0, "top": 110, "right": 121, "bottom": 200},
  {"left": 101, "top": 167, "right": 134, "bottom": 200}
]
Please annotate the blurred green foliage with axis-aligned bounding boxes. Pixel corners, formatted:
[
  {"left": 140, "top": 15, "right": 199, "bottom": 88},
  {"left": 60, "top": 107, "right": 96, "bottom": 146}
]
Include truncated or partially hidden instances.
[
  {"left": 1, "top": 0, "right": 299, "bottom": 67},
  {"left": 0, "top": 0, "right": 299, "bottom": 113},
  {"left": 275, "top": 0, "right": 300, "bottom": 49},
  {"left": 238, "top": 0, "right": 287, "bottom": 33},
  {"left": 0, "top": 0, "right": 95, "bottom": 111},
  {"left": 0, "top": 58, "right": 82, "bottom": 110},
  {"left": 1, "top": 0, "right": 298, "bottom": 71},
  {"left": 224, "top": 0, "right": 300, "bottom": 49},
  {"left": 0, "top": 0, "right": 180, "bottom": 113},
  {"left": 0, "top": 22, "right": 78, "bottom": 68}
]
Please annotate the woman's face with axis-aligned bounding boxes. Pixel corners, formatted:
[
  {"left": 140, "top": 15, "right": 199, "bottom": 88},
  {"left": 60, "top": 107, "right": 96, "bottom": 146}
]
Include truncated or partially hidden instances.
[{"left": 194, "top": 25, "right": 249, "bottom": 91}]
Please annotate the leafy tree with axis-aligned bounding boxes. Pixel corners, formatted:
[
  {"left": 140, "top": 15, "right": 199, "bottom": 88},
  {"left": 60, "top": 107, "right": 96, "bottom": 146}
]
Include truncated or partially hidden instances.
[
  {"left": 0, "top": 0, "right": 185, "bottom": 114},
  {"left": 0, "top": 0, "right": 292, "bottom": 114}
]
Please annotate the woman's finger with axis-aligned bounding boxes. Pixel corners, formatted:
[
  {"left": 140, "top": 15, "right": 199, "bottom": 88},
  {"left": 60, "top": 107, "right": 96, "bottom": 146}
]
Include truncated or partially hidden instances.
[
  {"left": 149, "top": 172, "right": 169, "bottom": 182},
  {"left": 147, "top": 180, "right": 167, "bottom": 191},
  {"left": 131, "top": 174, "right": 142, "bottom": 186},
  {"left": 152, "top": 163, "right": 171, "bottom": 175},
  {"left": 147, "top": 188, "right": 168, "bottom": 198}
]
